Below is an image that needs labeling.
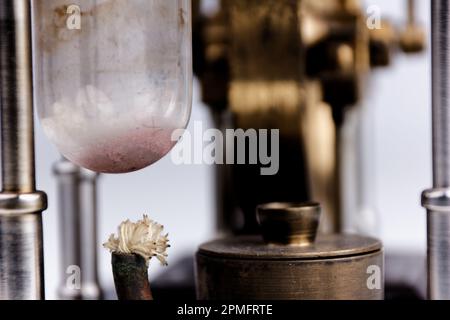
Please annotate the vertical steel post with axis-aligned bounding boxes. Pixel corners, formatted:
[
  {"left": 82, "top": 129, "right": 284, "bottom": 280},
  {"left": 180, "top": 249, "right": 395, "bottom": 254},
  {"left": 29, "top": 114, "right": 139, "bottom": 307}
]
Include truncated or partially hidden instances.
[
  {"left": 0, "top": 0, "right": 47, "bottom": 300},
  {"left": 422, "top": 0, "right": 450, "bottom": 300},
  {"left": 54, "top": 158, "right": 102, "bottom": 300}
]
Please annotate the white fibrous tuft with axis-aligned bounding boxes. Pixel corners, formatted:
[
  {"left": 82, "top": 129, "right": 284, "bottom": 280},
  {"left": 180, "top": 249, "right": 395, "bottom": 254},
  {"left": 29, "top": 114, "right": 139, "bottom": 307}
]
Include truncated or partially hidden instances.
[{"left": 103, "top": 215, "right": 170, "bottom": 266}]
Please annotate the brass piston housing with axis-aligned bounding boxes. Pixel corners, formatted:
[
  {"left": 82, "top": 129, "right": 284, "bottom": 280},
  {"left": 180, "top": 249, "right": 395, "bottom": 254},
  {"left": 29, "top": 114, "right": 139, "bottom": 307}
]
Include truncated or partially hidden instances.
[{"left": 195, "top": 203, "right": 384, "bottom": 300}]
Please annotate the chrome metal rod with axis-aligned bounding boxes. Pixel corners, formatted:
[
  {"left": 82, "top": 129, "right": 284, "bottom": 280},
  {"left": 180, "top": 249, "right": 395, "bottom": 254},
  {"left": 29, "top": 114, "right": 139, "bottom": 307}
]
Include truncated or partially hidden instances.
[
  {"left": 431, "top": 1, "right": 450, "bottom": 187},
  {"left": 0, "top": 208, "right": 44, "bottom": 299},
  {"left": 78, "top": 167, "right": 102, "bottom": 300},
  {"left": 0, "top": 0, "right": 35, "bottom": 193},
  {"left": 422, "top": 0, "right": 450, "bottom": 300},
  {"left": 0, "top": 0, "right": 47, "bottom": 300},
  {"left": 54, "top": 159, "right": 102, "bottom": 300}
]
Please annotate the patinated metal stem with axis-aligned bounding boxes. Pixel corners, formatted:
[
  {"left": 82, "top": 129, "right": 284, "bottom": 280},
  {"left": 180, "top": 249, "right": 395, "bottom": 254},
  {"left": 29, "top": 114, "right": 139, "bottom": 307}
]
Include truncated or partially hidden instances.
[{"left": 112, "top": 253, "right": 153, "bottom": 300}]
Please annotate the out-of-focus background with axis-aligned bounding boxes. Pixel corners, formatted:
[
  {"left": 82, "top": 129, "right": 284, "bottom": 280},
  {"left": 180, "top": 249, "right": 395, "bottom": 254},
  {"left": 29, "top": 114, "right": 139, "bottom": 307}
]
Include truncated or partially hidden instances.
[{"left": 34, "top": 0, "right": 430, "bottom": 299}]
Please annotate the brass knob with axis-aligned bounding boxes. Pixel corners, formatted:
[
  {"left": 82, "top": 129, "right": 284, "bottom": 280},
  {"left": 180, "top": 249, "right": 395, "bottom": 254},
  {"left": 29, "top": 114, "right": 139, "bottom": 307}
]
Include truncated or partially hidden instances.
[
  {"left": 399, "top": 0, "right": 425, "bottom": 53},
  {"left": 256, "top": 202, "right": 321, "bottom": 246},
  {"left": 399, "top": 24, "right": 425, "bottom": 53}
]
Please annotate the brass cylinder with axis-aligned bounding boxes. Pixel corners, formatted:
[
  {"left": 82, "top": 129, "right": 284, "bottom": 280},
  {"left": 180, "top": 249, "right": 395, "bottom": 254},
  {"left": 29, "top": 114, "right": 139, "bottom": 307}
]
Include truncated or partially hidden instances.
[{"left": 195, "top": 203, "right": 384, "bottom": 300}]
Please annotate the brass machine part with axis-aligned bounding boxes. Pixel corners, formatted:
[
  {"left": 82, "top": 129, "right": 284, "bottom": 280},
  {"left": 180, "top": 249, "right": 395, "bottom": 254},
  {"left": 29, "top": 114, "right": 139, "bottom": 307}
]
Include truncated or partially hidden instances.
[
  {"left": 400, "top": 0, "right": 426, "bottom": 53},
  {"left": 195, "top": 202, "right": 384, "bottom": 300},
  {"left": 193, "top": 0, "right": 425, "bottom": 235},
  {"left": 194, "top": 0, "right": 311, "bottom": 235},
  {"left": 256, "top": 202, "right": 320, "bottom": 246}
]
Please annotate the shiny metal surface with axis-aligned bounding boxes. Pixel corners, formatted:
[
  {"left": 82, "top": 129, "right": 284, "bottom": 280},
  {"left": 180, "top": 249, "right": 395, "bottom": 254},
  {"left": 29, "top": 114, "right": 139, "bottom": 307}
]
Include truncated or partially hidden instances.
[
  {"left": 0, "top": 0, "right": 46, "bottom": 300},
  {"left": 256, "top": 202, "right": 321, "bottom": 246},
  {"left": 0, "top": 0, "right": 35, "bottom": 193},
  {"left": 0, "top": 191, "right": 46, "bottom": 214},
  {"left": 426, "top": 211, "right": 450, "bottom": 299},
  {"left": 198, "top": 234, "right": 382, "bottom": 260},
  {"left": 197, "top": 233, "right": 383, "bottom": 300},
  {"left": 54, "top": 158, "right": 102, "bottom": 300},
  {"left": 196, "top": 249, "right": 384, "bottom": 300},
  {"left": 196, "top": 202, "right": 384, "bottom": 300},
  {"left": 0, "top": 213, "right": 44, "bottom": 300},
  {"left": 422, "top": 0, "right": 450, "bottom": 300},
  {"left": 431, "top": 0, "right": 450, "bottom": 188}
]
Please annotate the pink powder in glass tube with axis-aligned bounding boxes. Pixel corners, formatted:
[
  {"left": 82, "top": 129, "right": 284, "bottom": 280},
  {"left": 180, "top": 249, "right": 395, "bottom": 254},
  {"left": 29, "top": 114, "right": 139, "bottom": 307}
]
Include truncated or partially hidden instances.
[{"left": 66, "top": 127, "right": 177, "bottom": 174}]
